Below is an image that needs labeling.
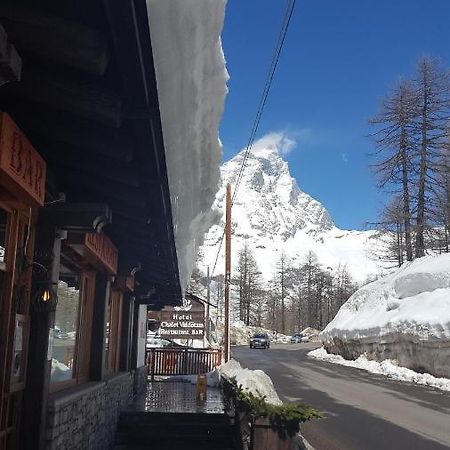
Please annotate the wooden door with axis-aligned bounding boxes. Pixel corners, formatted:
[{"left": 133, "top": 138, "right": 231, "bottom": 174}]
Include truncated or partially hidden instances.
[{"left": 0, "top": 203, "right": 34, "bottom": 450}]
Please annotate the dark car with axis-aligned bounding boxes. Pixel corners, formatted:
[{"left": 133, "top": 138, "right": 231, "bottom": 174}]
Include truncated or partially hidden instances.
[{"left": 250, "top": 332, "right": 270, "bottom": 349}]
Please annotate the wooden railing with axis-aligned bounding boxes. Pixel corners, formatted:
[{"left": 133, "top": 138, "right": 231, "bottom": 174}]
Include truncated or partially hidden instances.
[{"left": 147, "top": 348, "right": 222, "bottom": 381}]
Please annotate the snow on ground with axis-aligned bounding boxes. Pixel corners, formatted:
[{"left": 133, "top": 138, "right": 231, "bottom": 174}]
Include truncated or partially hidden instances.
[
  {"left": 197, "top": 134, "right": 388, "bottom": 286},
  {"left": 147, "top": 0, "right": 228, "bottom": 291},
  {"left": 214, "top": 320, "right": 291, "bottom": 345},
  {"left": 321, "top": 254, "right": 450, "bottom": 341},
  {"left": 51, "top": 359, "right": 71, "bottom": 383},
  {"left": 308, "top": 347, "right": 450, "bottom": 392},
  {"left": 220, "top": 359, "right": 282, "bottom": 405},
  {"left": 301, "top": 327, "right": 321, "bottom": 342},
  {"left": 320, "top": 254, "right": 450, "bottom": 378},
  {"left": 165, "top": 359, "right": 282, "bottom": 406}
]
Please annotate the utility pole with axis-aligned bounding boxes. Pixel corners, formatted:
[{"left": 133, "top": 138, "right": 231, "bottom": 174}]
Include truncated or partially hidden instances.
[
  {"left": 224, "top": 183, "right": 232, "bottom": 362},
  {"left": 206, "top": 266, "right": 210, "bottom": 344}
]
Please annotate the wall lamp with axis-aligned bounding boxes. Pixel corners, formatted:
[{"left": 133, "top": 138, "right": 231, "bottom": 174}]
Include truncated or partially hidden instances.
[{"left": 32, "top": 281, "right": 58, "bottom": 313}]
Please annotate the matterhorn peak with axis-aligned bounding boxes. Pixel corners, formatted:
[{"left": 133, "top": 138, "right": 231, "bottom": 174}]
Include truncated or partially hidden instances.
[
  {"left": 221, "top": 134, "right": 333, "bottom": 232},
  {"left": 197, "top": 132, "right": 381, "bottom": 284}
]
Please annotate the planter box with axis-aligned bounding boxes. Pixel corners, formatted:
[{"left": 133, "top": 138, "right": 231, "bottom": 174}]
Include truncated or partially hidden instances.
[{"left": 251, "top": 418, "right": 294, "bottom": 450}]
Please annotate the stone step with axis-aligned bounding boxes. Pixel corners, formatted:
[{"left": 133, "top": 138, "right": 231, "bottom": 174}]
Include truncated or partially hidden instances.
[
  {"left": 114, "top": 443, "right": 235, "bottom": 450},
  {"left": 118, "top": 415, "right": 232, "bottom": 429},
  {"left": 115, "top": 429, "right": 235, "bottom": 444},
  {"left": 120, "top": 411, "right": 231, "bottom": 421}
]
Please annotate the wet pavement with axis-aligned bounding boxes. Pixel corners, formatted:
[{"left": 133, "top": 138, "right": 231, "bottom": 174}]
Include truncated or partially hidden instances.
[{"left": 131, "top": 381, "right": 225, "bottom": 414}]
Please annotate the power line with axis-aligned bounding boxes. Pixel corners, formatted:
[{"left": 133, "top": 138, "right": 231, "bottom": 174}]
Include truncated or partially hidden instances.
[
  {"left": 210, "top": 0, "right": 297, "bottom": 279},
  {"left": 232, "top": 0, "right": 296, "bottom": 204}
]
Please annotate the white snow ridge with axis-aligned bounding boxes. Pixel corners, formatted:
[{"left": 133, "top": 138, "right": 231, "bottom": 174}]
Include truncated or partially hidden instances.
[
  {"left": 198, "top": 132, "right": 383, "bottom": 284},
  {"left": 320, "top": 254, "right": 450, "bottom": 379}
]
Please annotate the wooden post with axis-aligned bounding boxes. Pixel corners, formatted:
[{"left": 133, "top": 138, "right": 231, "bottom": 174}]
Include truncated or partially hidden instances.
[
  {"left": 224, "top": 183, "right": 232, "bottom": 362},
  {"left": 183, "top": 347, "right": 189, "bottom": 374},
  {"left": 206, "top": 266, "right": 210, "bottom": 344},
  {"left": 150, "top": 349, "right": 156, "bottom": 382}
]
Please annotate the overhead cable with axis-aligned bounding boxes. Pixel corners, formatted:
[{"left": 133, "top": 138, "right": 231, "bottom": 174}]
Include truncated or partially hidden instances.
[{"left": 210, "top": 0, "right": 297, "bottom": 280}]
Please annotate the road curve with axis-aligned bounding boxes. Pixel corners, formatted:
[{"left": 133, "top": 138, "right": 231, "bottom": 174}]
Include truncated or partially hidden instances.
[{"left": 232, "top": 343, "right": 450, "bottom": 450}]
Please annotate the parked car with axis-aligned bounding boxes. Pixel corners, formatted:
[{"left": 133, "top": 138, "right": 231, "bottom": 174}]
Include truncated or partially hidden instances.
[
  {"left": 54, "top": 327, "right": 69, "bottom": 339},
  {"left": 290, "top": 333, "right": 309, "bottom": 343},
  {"left": 250, "top": 332, "right": 270, "bottom": 349}
]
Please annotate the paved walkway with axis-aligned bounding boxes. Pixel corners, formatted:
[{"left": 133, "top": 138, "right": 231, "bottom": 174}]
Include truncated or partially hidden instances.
[{"left": 115, "top": 381, "right": 235, "bottom": 449}]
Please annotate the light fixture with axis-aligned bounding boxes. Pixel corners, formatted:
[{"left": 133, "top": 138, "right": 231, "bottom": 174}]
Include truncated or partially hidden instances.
[
  {"left": 41, "top": 288, "right": 51, "bottom": 302},
  {"left": 32, "top": 281, "right": 58, "bottom": 313}
]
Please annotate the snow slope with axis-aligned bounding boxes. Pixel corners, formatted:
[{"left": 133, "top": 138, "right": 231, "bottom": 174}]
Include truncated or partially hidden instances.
[
  {"left": 198, "top": 133, "right": 383, "bottom": 284},
  {"left": 321, "top": 254, "right": 450, "bottom": 341},
  {"left": 320, "top": 254, "right": 450, "bottom": 377},
  {"left": 147, "top": 0, "right": 228, "bottom": 291}
]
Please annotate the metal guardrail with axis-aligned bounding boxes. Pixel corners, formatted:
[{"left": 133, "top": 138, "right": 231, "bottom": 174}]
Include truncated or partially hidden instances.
[{"left": 147, "top": 348, "right": 222, "bottom": 381}]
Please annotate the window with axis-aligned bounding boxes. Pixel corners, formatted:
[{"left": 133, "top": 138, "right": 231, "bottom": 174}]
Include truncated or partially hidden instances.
[
  {"left": 104, "top": 289, "right": 122, "bottom": 375},
  {"left": 50, "top": 267, "right": 94, "bottom": 389},
  {"left": 0, "top": 208, "right": 8, "bottom": 267}
]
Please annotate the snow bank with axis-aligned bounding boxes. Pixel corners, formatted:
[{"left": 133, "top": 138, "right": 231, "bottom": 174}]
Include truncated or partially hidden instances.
[
  {"left": 165, "top": 359, "right": 283, "bottom": 406},
  {"left": 220, "top": 359, "right": 282, "bottom": 405},
  {"left": 301, "top": 327, "right": 321, "bottom": 342},
  {"left": 309, "top": 347, "right": 450, "bottom": 392},
  {"left": 321, "top": 254, "right": 450, "bottom": 377},
  {"left": 147, "top": 0, "right": 228, "bottom": 291},
  {"left": 51, "top": 359, "right": 71, "bottom": 383},
  {"left": 321, "top": 254, "right": 450, "bottom": 341},
  {"left": 215, "top": 320, "right": 291, "bottom": 345}
]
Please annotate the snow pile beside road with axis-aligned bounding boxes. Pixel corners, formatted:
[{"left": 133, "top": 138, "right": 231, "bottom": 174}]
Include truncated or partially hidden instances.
[
  {"left": 309, "top": 347, "right": 450, "bottom": 392},
  {"left": 301, "top": 327, "right": 321, "bottom": 342},
  {"left": 220, "top": 359, "right": 282, "bottom": 405},
  {"left": 322, "top": 254, "right": 450, "bottom": 341},
  {"left": 218, "top": 320, "right": 290, "bottom": 345},
  {"left": 320, "top": 254, "right": 450, "bottom": 377}
]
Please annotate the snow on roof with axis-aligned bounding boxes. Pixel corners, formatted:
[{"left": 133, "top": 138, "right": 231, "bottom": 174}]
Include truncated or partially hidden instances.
[
  {"left": 147, "top": 0, "right": 228, "bottom": 292},
  {"left": 321, "top": 254, "right": 450, "bottom": 341}
]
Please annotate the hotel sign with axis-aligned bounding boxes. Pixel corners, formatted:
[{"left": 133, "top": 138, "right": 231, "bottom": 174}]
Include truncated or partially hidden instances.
[
  {"left": 148, "top": 296, "right": 205, "bottom": 340},
  {"left": 67, "top": 232, "right": 118, "bottom": 275},
  {"left": 0, "top": 113, "right": 46, "bottom": 206}
]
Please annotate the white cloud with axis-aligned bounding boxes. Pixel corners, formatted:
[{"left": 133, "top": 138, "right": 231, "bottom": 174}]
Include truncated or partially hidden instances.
[
  {"left": 341, "top": 152, "right": 349, "bottom": 163},
  {"left": 250, "top": 131, "right": 297, "bottom": 157}
]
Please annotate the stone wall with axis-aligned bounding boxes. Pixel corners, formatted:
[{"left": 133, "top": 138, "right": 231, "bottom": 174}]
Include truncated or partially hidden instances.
[
  {"left": 133, "top": 365, "right": 147, "bottom": 395},
  {"left": 45, "top": 372, "right": 134, "bottom": 450}
]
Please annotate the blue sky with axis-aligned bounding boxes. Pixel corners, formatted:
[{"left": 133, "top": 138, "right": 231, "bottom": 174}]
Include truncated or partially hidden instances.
[{"left": 220, "top": 0, "right": 450, "bottom": 230}]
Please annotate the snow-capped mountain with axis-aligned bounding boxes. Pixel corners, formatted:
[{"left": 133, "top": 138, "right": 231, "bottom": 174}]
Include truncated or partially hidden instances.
[{"left": 198, "top": 134, "right": 384, "bottom": 284}]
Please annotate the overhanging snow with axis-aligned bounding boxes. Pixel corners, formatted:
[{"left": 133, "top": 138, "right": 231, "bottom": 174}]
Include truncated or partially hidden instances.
[{"left": 147, "top": 0, "right": 228, "bottom": 292}]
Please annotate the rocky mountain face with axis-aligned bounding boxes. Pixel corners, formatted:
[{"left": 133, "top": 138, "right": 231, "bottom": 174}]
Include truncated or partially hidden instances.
[{"left": 197, "top": 144, "right": 382, "bottom": 284}]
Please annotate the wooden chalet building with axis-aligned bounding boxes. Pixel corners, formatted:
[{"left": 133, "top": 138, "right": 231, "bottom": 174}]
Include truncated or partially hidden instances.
[{"left": 0, "top": 0, "right": 200, "bottom": 449}]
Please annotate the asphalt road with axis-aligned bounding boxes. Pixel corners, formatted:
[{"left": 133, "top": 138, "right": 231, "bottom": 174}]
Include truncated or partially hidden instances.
[{"left": 232, "top": 343, "right": 450, "bottom": 450}]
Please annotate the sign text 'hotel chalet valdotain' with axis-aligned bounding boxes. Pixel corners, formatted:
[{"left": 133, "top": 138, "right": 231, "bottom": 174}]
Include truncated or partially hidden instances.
[{"left": 149, "top": 296, "right": 205, "bottom": 340}]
